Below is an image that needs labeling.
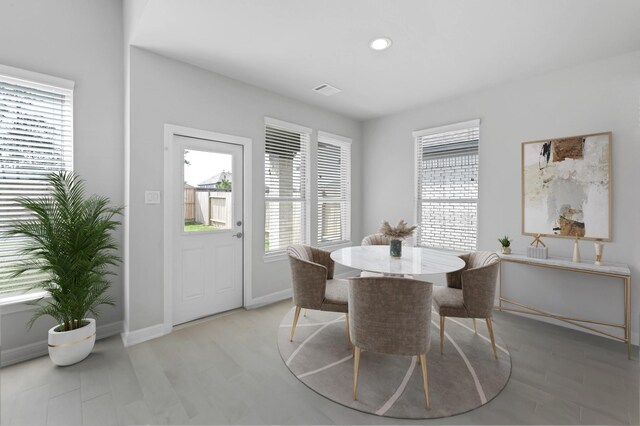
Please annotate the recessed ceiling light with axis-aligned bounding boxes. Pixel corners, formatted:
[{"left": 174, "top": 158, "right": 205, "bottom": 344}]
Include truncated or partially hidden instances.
[{"left": 369, "top": 37, "right": 392, "bottom": 51}]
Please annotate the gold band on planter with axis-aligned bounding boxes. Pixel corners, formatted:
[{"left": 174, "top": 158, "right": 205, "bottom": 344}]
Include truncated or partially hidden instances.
[{"left": 48, "top": 332, "right": 96, "bottom": 348}]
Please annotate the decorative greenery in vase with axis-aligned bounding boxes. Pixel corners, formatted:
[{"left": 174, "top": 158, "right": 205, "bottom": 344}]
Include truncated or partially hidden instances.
[
  {"left": 6, "top": 172, "right": 122, "bottom": 332},
  {"left": 498, "top": 235, "right": 512, "bottom": 254},
  {"left": 380, "top": 220, "right": 417, "bottom": 258}
]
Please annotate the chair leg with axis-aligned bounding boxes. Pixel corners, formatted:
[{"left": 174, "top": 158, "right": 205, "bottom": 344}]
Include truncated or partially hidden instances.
[
  {"left": 345, "top": 313, "right": 351, "bottom": 348},
  {"left": 353, "top": 346, "right": 361, "bottom": 400},
  {"left": 440, "top": 315, "right": 445, "bottom": 354},
  {"left": 419, "top": 354, "right": 430, "bottom": 409},
  {"left": 290, "top": 306, "right": 302, "bottom": 342},
  {"left": 472, "top": 318, "right": 477, "bottom": 333},
  {"left": 486, "top": 318, "right": 497, "bottom": 359}
]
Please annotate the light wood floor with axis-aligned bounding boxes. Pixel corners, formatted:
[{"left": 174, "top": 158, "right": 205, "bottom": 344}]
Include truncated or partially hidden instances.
[{"left": 1, "top": 299, "right": 638, "bottom": 425}]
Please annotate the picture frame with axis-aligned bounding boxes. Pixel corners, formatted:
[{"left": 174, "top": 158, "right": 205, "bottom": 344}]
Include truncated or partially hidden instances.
[{"left": 521, "top": 132, "right": 611, "bottom": 241}]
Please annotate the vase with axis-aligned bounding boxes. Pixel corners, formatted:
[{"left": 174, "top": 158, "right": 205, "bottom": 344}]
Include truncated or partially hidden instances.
[
  {"left": 390, "top": 239, "right": 402, "bottom": 258},
  {"left": 48, "top": 318, "right": 96, "bottom": 366},
  {"left": 501, "top": 246, "right": 511, "bottom": 254}
]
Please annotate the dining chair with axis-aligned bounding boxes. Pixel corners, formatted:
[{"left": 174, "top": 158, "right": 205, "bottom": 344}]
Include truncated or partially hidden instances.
[
  {"left": 287, "top": 245, "right": 350, "bottom": 344},
  {"left": 360, "top": 233, "right": 390, "bottom": 277},
  {"left": 361, "top": 233, "right": 392, "bottom": 246},
  {"left": 348, "top": 276, "right": 433, "bottom": 409},
  {"left": 432, "top": 251, "right": 500, "bottom": 358}
]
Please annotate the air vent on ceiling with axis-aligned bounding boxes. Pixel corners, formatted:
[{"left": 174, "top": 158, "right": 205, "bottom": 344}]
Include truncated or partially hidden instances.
[{"left": 312, "top": 83, "right": 341, "bottom": 96}]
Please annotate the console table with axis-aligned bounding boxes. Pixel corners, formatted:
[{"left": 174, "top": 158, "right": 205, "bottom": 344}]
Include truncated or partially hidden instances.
[{"left": 497, "top": 253, "right": 632, "bottom": 359}]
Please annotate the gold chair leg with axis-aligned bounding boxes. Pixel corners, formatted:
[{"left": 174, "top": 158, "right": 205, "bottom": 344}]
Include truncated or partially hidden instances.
[
  {"left": 290, "top": 306, "right": 302, "bottom": 342},
  {"left": 345, "top": 313, "right": 351, "bottom": 348},
  {"left": 486, "top": 318, "right": 497, "bottom": 359},
  {"left": 472, "top": 318, "right": 477, "bottom": 333},
  {"left": 440, "top": 315, "right": 445, "bottom": 354},
  {"left": 353, "top": 346, "right": 361, "bottom": 400},
  {"left": 419, "top": 354, "right": 430, "bottom": 409}
]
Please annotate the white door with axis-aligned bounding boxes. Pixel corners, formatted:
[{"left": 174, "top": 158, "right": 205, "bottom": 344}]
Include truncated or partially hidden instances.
[{"left": 172, "top": 135, "right": 243, "bottom": 325}]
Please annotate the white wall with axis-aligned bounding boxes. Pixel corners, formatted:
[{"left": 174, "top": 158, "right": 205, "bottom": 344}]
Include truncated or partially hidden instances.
[
  {"left": 126, "top": 47, "right": 362, "bottom": 332},
  {"left": 0, "top": 0, "right": 125, "bottom": 362},
  {"left": 363, "top": 51, "right": 640, "bottom": 345}
]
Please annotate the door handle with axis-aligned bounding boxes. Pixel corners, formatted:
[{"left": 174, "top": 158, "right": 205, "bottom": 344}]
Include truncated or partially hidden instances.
[{"left": 232, "top": 232, "right": 243, "bottom": 239}]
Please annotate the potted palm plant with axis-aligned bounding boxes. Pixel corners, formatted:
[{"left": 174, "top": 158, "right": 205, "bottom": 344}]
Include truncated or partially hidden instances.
[{"left": 6, "top": 172, "right": 122, "bottom": 366}]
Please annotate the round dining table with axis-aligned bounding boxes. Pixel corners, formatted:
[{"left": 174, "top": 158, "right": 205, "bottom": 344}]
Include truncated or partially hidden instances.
[{"left": 330, "top": 245, "right": 465, "bottom": 276}]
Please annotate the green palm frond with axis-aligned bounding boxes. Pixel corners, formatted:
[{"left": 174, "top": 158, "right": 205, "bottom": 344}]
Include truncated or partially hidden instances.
[{"left": 5, "top": 172, "right": 122, "bottom": 331}]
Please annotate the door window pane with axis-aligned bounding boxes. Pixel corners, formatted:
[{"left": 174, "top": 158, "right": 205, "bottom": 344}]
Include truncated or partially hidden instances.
[{"left": 183, "top": 149, "right": 233, "bottom": 233}]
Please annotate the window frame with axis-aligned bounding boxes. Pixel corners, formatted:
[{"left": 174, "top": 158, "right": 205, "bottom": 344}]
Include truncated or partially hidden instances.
[
  {"left": 263, "top": 117, "right": 311, "bottom": 260},
  {"left": 0, "top": 64, "right": 74, "bottom": 299},
  {"left": 315, "top": 131, "right": 351, "bottom": 248},
  {"left": 413, "top": 119, "right": 480, "bottom": 252}
]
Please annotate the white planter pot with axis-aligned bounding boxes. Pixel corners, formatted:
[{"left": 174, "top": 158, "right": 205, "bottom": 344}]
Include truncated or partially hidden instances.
[{"left": 48, "top": 318, "right": 96, "bottom": 366}]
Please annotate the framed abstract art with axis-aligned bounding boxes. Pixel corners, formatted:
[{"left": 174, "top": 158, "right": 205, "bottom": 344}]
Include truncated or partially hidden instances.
[{"left": 521, "top": 132, "right": 611, "bottom": 241}]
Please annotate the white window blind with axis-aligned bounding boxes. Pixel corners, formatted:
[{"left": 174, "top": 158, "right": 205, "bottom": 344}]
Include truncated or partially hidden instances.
[
  {"left": 317, "top": 132, "right": 350, "bottom": 245},
  {"left": 264, "top": 118, "right": 310, "bottom": 254},
  {"left": 0, "top": 70, "right": 74, "bottom": 294},
  {"left": 415, "top": 120, "right": 479, "bottom": 251}
]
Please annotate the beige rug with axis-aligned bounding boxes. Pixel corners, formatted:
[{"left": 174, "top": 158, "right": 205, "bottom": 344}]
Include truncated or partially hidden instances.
[{"left": 278, "top": 307, "right": 511, "bottom": 419}]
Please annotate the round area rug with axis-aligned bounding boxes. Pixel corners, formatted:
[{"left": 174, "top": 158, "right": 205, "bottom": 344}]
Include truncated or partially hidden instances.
[{"left": 278, "top": 307, "right": 511, "bottom": 419}]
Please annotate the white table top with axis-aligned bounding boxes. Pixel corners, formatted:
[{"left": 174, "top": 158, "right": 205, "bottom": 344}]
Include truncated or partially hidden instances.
[{"left": 330, "top": 245, "right": 466, "bottom": 275}]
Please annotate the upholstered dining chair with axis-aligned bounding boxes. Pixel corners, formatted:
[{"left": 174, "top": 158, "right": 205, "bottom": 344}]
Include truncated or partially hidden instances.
[
  {"left": 360, "top": 233, "right": 391, "bottom": 277},
  {"left": 287, "top": 245, "right": 350, "bottom": 344},
  {"left": 361, "top": 233, "right": 391, "bottom": 246},
  {"left": 432, "top": 251, "right": 500, "bottom": 358},
  {"left": 348, "top": 276, "right": 433, "bottom": 409}
]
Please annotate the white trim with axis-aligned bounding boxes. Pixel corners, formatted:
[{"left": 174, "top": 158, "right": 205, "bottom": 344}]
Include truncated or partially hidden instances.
[
  {"left": 264, "top": 116, "right": 312, "bottom": 135},
  {"left": 317, "top": 131, "right": 352, "bottom": 145},
  {"left": 316, "top": 241, "right": 352, "bottom": 251},
  {"left": 412, "top": 119, "right": 481, "bottom": 138},
  {"left": 120, "top": 322, "right": 169, "bottom": 348},
  {"left": 244, "top": 288, "right": 292, "bottom": 310},
  {"left": 263, "top": 251, "right": 289, "bottom": 263},
  {"left": 163, "top": 124, "right": 253, "bottom": 333},
  {"left": 0, "top": 320, "right": 123, "bottom": 367},
  {"left": 0, "top": 63, "right": 75, "bottom": 91},
  {"left": 0, "top": 291, "right": 48, "bottom": 314}
]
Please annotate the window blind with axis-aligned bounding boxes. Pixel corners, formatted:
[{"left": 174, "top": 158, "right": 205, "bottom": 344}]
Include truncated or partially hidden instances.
[
  {"left": 415, "top": 122, "right": 479, "bottom": 251},
  {"left": 0, "top": 72, "right": 73, "bottom": 294},
  {"left": 264, "top": 119, "right": 310, "bottom": 253},
  {"left": 317, "top": 132, "right": 350, "bottom": 245}
]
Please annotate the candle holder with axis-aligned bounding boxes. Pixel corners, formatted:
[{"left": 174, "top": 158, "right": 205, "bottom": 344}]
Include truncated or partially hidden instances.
[{"left": 594, "top": 241, "right": 605, "bottom": 265}]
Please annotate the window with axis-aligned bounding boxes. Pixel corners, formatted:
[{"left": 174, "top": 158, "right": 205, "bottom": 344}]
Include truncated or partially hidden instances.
[
  {"left": 414, "top": 120, "right": 479, "bottom": 251},
  {"left": 317, "top": 131, "right": 351, "bottom": 245},
  {"left": 0, "top": 66, "right": 74, "bottom": 294},
  {"left": 264, "top": 118, "right": 310, "bottom": 254}
]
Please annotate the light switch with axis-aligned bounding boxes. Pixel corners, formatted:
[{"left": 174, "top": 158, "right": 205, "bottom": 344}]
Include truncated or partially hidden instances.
[{"left": 145, "top": 191, "right": 161, "bottom": 204}]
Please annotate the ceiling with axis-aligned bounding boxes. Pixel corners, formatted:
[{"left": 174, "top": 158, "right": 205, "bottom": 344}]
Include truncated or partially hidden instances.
[{"left": 130, "top": 0, "right": 640, "bottom": 121}]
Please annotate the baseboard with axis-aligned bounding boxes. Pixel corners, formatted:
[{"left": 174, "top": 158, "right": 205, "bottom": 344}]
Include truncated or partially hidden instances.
[
  {"left": 245, "top": 288, "right": 292, "bottom": 310},
  {"left": 120, "top": 323, "right": 169, "bottom": 347},
  {"left": 502, "top": 310, "right": 639, "bottom": 347},
  {"left": 0, "top": 320, "right": 124, "bottom": 367}
]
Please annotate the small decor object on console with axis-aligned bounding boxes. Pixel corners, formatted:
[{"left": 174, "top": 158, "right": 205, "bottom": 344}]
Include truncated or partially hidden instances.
[
  {"left": 594, "top": 241, "right": 605, "bottom": 265},
  {"left": 572, "top": 236, "right": 581, "bottom": 263},
  {"left": 498, "top": 236, "right": 512, "bottom": 254},
  {"left": 380, "top": 220, "right": 417, "bottom": 258},
  {"left": 527, "top": 234, "right": 548, "bottom": 259}
]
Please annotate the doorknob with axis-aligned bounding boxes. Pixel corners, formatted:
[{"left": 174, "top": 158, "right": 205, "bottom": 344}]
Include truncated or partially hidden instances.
[{"left": 232, "top": 232, "right": 243, "bottom": 239}]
